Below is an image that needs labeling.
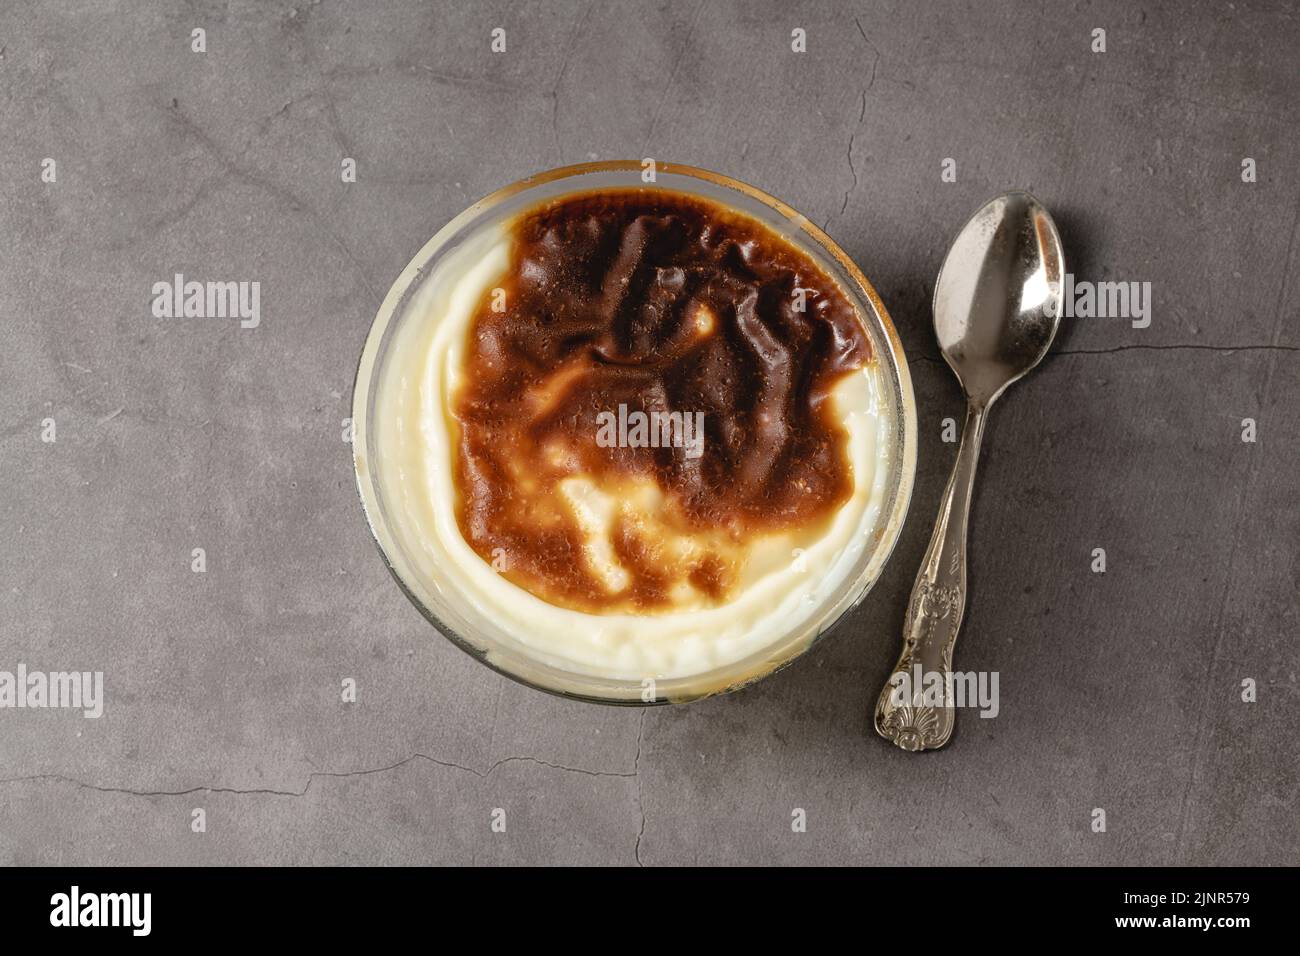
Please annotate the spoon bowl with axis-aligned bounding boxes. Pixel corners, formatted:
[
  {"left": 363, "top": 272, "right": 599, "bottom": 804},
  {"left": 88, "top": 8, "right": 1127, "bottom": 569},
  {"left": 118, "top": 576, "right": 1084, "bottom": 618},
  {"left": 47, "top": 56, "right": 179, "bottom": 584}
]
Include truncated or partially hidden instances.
[{"left": 935, "top": 191, "right": 1064, "bottom": 407}]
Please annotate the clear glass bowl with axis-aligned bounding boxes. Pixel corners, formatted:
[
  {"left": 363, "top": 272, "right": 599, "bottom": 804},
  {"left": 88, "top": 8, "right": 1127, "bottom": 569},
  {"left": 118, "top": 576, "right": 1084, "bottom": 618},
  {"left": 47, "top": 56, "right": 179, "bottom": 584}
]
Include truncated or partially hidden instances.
[{"left": 351, "top": 161, "right": 917, "bottom": 705}]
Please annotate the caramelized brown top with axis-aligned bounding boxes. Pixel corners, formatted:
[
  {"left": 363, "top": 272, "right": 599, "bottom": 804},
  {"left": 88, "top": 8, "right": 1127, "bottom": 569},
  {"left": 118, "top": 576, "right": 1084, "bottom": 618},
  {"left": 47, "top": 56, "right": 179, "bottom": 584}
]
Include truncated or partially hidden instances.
[{"left": 452, "top": 188, "right": 871, "bottom": 613}]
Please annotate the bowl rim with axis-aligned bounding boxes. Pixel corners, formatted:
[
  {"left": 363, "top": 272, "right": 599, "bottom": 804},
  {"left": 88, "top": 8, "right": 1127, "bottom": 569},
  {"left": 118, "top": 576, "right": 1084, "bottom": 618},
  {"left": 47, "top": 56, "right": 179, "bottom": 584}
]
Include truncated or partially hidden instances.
[{"left": 350, "top": 159, "right": 917, "bottom": 705}]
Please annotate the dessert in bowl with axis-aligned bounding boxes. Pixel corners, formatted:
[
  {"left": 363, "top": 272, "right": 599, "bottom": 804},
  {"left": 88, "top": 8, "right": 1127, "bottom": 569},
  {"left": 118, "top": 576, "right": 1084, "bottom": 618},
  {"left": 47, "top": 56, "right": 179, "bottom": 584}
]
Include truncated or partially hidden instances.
[{"left": 352, "top": 162, "right": 916, "bottom": 703}]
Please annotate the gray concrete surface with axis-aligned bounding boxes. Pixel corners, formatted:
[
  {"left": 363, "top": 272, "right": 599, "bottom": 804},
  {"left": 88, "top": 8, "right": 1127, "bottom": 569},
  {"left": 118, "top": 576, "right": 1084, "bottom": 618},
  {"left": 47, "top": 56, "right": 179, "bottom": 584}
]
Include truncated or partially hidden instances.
[{"left": 1, "top": 0, "right": 1296, "bottom": 866}]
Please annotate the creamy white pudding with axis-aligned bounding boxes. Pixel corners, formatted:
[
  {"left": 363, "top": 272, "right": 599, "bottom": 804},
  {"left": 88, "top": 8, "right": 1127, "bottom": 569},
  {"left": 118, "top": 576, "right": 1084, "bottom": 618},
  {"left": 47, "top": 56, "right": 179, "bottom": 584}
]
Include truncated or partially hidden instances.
[{"left": 367, "top": 190, "right": 896, "bottom": 683}]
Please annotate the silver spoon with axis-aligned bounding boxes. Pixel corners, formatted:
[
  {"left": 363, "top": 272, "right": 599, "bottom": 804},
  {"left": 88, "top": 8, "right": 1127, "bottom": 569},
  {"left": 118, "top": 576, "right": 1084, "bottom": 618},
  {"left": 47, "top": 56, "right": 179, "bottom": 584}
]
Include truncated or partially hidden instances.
[{"left": 873, "top": 191, "right": 1065, "bottom": 752}]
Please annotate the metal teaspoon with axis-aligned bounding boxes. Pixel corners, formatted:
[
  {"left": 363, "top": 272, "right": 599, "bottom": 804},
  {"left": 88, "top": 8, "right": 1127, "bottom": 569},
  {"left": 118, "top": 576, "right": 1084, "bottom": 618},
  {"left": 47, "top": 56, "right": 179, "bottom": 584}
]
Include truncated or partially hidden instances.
[{"left": 874, "top": 191, "right": 1065, "bottom": 752}]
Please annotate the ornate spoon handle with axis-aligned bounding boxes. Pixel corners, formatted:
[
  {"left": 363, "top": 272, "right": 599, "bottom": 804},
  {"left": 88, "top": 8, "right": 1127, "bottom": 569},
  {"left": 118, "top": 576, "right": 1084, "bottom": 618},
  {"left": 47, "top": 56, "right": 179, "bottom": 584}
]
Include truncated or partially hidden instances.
[{"left": 874, "top": 401, "right": 988, "bottom": 751}]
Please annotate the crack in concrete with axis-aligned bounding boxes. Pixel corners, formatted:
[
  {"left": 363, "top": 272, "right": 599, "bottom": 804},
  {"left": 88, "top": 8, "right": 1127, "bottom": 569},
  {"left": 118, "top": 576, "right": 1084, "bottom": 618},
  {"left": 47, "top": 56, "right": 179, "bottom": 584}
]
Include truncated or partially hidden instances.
[
  {"left": 853, "top": 18, "right": 881, "bottom": 92},
  {"left": 633, "top": 710, "right": 648, "bottom": 867},
  {"left": 826, "top": 21, "right": 876, "bottom": 230},
  {"left": 642, "top": 0, "right": 708, "bottom": 153},
  {"left": 839, "top": 132, "right": 858, "bottom": 217},
  {"left": 549, "top": 0, "right": 596, "bottom": 162},
  {"left": 322, "top": 64, "right": 533, "bottom": 95},
  {"left": 292, "top": 5, "right": 353, "bottom": 161},
  {"left": 1055, "top": 343, "right": 1300, "bottom": 356},
  {"left": 908, "top": 343, "right": 1300, "bottom": 365},
  {"left": 163, "top": 102, "right": 380, "bottom": 302},
  {"left": 0, "top": 751, "right": 637, "bottom": 801}
]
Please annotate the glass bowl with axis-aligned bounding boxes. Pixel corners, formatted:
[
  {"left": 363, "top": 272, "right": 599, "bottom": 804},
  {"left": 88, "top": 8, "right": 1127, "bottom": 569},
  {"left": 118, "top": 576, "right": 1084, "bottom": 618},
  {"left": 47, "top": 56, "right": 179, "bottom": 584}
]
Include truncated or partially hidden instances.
[{"left": 351, "top": 160, "right": 917, "bottom": 704}]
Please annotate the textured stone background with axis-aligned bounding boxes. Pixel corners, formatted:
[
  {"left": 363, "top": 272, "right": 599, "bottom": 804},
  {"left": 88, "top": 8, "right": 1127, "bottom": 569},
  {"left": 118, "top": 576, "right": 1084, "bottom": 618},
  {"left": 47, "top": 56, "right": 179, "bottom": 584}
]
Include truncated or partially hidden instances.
[{"left": 1, "top": 0, "right": 1296, "bottom": 866}]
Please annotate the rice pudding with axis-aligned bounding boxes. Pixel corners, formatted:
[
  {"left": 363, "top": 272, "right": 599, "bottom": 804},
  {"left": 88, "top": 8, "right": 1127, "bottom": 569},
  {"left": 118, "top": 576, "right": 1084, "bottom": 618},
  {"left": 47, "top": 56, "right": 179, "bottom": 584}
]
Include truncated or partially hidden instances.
[{"left": 366, "top": 186, "right": 898, "bottom": 684}]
